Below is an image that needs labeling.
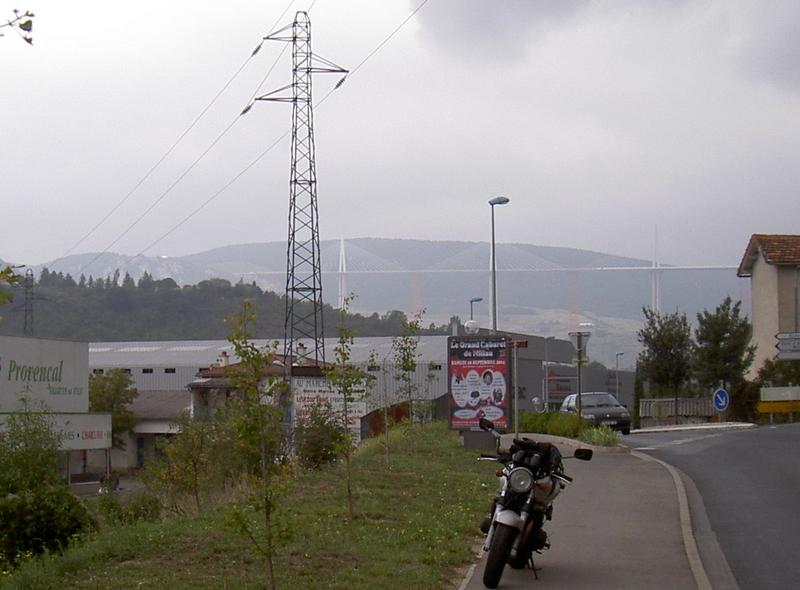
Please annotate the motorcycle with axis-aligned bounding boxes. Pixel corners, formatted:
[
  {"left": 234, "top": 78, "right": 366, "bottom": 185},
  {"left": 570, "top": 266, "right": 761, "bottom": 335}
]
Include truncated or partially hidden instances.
[{"left": 476, "top": 417, "right": 592, "bottom": 588}]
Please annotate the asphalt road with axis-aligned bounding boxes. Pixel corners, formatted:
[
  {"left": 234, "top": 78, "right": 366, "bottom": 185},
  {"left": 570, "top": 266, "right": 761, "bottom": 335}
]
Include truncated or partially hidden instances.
[
  {"left": 625, "top": 423, "right": 800, "bottom": 590},
  {"left": 463, "top": 452, "right": 695, "bottom": 590}
]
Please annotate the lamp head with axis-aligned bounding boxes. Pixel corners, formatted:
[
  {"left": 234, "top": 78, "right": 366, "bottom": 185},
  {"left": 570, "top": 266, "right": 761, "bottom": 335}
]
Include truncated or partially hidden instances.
[{"left": 488, "top": 196, "right": 510, "bottom": 206}]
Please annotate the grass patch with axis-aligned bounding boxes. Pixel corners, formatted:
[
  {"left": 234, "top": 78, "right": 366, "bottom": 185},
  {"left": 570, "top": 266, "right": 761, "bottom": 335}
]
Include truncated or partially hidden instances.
[
  {"left": 3, "top": 422, "right": 496, "bottom": 590},
  {"left": 579, "top": 425, "right": 619, "bottom": 447}
]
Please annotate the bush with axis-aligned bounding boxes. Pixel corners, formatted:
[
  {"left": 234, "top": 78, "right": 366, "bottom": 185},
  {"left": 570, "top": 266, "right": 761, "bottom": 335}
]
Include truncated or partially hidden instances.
[
  {"left": 518, "top": 411, "right": 551, "bottom": 434},
  {"left": 98, "top": 491, "right": 161, "bottom": 527},
  {"left": 0, "top": 486, "right": 94, "bottom": 568},
  {"left": 580, "top": 425, "right": 619, "bottom": 447},
  {"left": 545, "top": 412, "right": 586, "bottom": 438},
  {"left": 295, "top": 403, "right": 350, "bottom": 470},
  {"left": 518, "top": 412, "right": 587, "bottom": 438},
  {"left": 0, "top": 404, "right": 95, "bottom": 569}
]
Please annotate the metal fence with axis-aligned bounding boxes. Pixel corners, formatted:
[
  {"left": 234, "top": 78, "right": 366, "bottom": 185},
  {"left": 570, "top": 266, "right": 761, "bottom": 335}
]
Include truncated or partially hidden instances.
[{"left": 639, "top": 398, "right": 714, "bottom": 425}]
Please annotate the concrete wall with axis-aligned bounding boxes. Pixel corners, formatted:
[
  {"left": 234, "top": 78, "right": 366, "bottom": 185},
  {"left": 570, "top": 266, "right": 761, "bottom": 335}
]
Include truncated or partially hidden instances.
[
  {"left": 777, "top": 266, "right": 800, "bottom": 334},
  {"left": 750, "top": 256, "right": 779, "bottom": 377}
]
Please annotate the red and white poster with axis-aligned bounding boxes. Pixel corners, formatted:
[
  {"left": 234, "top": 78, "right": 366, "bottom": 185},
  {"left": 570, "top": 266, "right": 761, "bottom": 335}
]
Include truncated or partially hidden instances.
[{"left": 447, "top": 336, "right": 509, "bottom": 429}]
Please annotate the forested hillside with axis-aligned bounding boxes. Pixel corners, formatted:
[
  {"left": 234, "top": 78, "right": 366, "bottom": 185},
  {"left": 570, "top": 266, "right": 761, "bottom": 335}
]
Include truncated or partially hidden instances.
[{"left": 0, "top": 269, "right": 448, "bottom": 341}]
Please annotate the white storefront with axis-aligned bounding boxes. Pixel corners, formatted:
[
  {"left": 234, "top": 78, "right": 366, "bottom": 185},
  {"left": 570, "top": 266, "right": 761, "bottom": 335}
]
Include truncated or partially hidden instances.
[{"left": 0, "top": 335, "right": 112, "bottom": 480}]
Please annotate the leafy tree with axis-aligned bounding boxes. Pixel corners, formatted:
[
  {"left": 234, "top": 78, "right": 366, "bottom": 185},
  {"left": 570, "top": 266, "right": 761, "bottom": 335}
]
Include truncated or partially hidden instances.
[
  {"left": 225, "top": 300, "right": 290, "bottom": 590},
  {"left": 88, "top": 369, "right": 138, "bottom": 451},
  {"left": 0, "top": 266, "right": 19, "bottom": 309},
  {"left": 392, "top": 309, "right": 424, "bottom": 426},
  {"left": 693, "top": 297, "right": 755, "bottom": 390},
  {"left": 0, "top": 269, "right": 451, "bottom": 341},
  {"left": 637, "top": 307, "right": 693, "bottom": 409},
  {"left": 141, "top": 412, "right": 235, "bottom": 514},
  {"left": 0, "top": 8, "right": 34, "bottom": 45},
  {"left": 0, "top": 400, "right": 93, "bottom": 568},
  {"left": 322, "top": 295, "right": 373, "bottom": 518},
  {"left": 633, "top": 363, "right": 644, "bottom": 429},
  {"left": 757, "top": 358, "right": 800, "bottom": 386}
]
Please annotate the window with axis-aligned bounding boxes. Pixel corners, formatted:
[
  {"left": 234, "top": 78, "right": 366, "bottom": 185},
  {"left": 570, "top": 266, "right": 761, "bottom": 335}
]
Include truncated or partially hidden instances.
[
  {"left": 92, "top": 368, "right": 104, "bottom": 375},
  {"left": 122, "top": 368, "right": 132, "bottom": 374},
  {"left": 164, "top": 368, "right": 176, "bottom": 374},
  {"left": 142, "top": 368, "right": 154, "bottom": 374},
  {"left": 367, "top": 365, "right": 381, "bottom": 372}
]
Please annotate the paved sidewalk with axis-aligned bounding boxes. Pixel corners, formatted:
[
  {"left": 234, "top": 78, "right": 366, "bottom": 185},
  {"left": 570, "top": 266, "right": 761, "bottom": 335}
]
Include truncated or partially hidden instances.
[{"left": 461, "top": 451, "right": 698, "bottom": 589}]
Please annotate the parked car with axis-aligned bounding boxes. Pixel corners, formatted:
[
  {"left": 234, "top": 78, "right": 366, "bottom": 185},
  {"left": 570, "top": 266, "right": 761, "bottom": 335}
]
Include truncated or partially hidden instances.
[{"left": 560, "top": 392, "right": 631, "bottom": 435}]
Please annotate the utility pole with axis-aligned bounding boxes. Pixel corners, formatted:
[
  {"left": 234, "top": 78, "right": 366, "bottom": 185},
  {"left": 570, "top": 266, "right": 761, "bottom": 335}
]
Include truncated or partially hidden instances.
[
  {"left": 23, "top": 269, "right": 34, "bottom": 336},
  {"left": 257, "top": 12, "right": 347, "bottom": 366}
]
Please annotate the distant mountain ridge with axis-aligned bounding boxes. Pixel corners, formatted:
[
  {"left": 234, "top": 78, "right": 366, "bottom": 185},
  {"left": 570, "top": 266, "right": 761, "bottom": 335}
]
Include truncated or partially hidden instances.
[
  {"left": 4, "top": 239, "right": 748, "bottom": 368},
  {"left": 9, "top": 237, "right": 746, "bottom": 321}
]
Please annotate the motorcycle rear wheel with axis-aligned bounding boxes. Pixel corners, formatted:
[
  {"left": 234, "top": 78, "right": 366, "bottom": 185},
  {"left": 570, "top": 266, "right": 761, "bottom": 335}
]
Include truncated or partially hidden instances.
[{"left": 483, "top": 523, "right": 517, "bottom": 589}]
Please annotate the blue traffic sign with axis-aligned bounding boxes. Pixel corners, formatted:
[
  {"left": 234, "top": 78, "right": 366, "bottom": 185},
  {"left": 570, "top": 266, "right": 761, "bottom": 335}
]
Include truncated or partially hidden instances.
[{"left": 713, "top": 388, "right": 730, "bottom": 412}]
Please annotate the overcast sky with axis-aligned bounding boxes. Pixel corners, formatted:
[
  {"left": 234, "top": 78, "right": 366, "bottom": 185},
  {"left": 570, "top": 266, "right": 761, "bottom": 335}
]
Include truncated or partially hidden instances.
[{"left": 2, "top": 0, "right": 799, "bottom": 268}]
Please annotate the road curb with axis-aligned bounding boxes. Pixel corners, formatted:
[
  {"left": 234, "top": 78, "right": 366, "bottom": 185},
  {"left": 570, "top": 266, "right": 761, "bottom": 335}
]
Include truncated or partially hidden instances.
[
  {"left": 631, "top": 451, "right": 713, "bottom": 590},
  {"left": 456, "top": 562, "right": 477, "bottom": 590},
  {"left": 500, "top": 432, "right": 630, "bottom": 454}
]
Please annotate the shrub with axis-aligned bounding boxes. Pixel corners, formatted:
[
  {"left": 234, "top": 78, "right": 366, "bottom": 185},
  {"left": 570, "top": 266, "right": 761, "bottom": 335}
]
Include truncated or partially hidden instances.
[
  {"left": 518, "top": 411, "right": 551, "bottom": 434},
  {"left": 517, "top": 411, "right": 587, "bottom": 438},
  {"left": 98, "top": 491, "right": 161, "bottom": 527},
  {"left": 295, "top": 403, "right": 350, "bottom": 470},
  {"left": 580, "top": 425, "right": 619, "bottom": 447},
  {"left": 0, "top": 403, "right": 94, "bottom": 568},
  {"left": 0, "top": 486, "right": 94, "bottom": 568},
  {"left": 545, "top": 412, "right": 586, "bottom": 438}
]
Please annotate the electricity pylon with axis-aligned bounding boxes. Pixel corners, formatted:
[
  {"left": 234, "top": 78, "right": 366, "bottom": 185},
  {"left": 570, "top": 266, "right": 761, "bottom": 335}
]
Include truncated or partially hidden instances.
[
  {"left": 257, "top": 11, "right": 347, "bottom": 367},
  {"left": 23, "top": 269, "right": 34, "bottom": 335}
]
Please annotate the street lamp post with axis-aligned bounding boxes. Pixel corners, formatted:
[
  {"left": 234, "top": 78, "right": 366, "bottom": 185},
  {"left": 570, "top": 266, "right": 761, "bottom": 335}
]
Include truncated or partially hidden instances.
[
  {"left": 542, "top": 336, "right": 554, "bottom": 411},
  {"left": 569, "top": 326, "right": 592, "bottom": 416},
  {"left": 615, "top": 351, "right": 624, "bottom": 402},
  {"left": 488, "top": 196, "right": 510, "bottom": 333},
  {"left": 469, "top": 297, "right": 483, "bottom": 321}
]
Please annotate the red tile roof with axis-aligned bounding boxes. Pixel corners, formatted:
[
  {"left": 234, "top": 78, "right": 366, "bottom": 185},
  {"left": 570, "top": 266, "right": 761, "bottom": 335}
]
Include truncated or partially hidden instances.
[{"left": 738, "top": 234, "right": 800, "bottom": 277}]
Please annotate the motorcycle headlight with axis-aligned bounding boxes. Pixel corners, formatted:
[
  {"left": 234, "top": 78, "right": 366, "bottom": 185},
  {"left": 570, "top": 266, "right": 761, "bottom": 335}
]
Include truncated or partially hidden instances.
[{"left": 507, "top": 467, "right": 534, "bottom": 493}]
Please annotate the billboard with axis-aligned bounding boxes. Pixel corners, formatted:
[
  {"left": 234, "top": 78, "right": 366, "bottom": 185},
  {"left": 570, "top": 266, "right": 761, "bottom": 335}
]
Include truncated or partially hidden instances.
[
  {"left": 0, "top": 412, "right": 112, "bottom": 451},
  {"left": 448, "top": 336, "right": 509, "bottom": 429},
  {"left": 292, "top": 376, "right": 368, "bottom": 442},
  {"left": 0, "top": 336, "right": 89, "bottom": 413}
]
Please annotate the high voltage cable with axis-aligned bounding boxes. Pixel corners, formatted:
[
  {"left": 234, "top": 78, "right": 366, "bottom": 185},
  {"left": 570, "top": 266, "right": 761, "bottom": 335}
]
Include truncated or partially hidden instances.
[
  {"left": 133, "top": 0, "right": 432, "bottom": 258},
  {"left": 65, "top": 0, "right": 298, "bottom": 261},
  {"left": 78, "top": 42, "right": 291, "bottom": 275}
]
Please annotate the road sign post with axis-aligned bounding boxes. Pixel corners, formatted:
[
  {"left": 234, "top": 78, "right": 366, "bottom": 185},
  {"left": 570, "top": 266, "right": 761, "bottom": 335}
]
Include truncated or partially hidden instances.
[
  {"left": 776, "top": 332, "right": 800, "bottom": 360},
  {"left": 713, "top": 388, "right": 730, "bottom": 422}
]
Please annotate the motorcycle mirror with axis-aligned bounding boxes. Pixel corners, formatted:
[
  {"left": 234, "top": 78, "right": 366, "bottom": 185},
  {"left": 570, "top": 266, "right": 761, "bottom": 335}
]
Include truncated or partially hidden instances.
[
  {"left": 478, "top": 417, "right": 495, "bottom": 432},
  {"left": 574, "top": 448, "right": 593, "bottom": 461}
]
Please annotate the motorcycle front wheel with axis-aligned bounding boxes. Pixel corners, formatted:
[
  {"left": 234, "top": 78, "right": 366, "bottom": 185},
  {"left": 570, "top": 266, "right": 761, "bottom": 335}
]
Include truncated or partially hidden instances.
[{"left": 483, "top": 523, "right": 517, "bottom": 589}]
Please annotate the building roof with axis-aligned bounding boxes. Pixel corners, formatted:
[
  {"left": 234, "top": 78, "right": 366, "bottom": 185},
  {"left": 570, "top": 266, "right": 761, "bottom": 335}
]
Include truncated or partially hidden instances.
[
  {"left": 737, "top": 234, "right": 800, "bottom": 277},
  {"left": 90, "top": 337, "right": 451, "bottom": 367}
]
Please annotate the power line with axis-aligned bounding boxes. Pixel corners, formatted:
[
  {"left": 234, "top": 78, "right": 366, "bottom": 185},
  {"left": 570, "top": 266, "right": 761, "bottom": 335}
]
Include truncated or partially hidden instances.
[
  {"left": 64, "top": 0, "right": 298, "bottom": 261},
  {"left": 136, "top": 0, "right": 432, "bottom": 257}
]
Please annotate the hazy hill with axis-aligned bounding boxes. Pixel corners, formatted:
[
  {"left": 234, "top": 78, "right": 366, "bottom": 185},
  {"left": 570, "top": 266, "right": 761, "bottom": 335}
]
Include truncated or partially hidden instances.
[{"left": 3, "top": 239, "right": 748, "bottom": 367}]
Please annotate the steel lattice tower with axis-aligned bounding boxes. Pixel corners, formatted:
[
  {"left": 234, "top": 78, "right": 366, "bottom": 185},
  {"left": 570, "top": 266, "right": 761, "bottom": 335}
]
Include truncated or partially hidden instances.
[
  {"left": 258, "top": 12, "right": 347, "bottom": 366},
  {"left": 23, "top": 269, "right": 34, "bottom": 336}
]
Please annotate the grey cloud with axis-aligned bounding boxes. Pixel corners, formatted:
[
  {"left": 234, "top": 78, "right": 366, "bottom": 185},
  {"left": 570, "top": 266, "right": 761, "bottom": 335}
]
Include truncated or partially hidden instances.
[
  {"left": 414, "top": 0, "right": 591, "bottom": 60},
  {"left": 724, "top": 3, "right": 800, "bottom": 90}
]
